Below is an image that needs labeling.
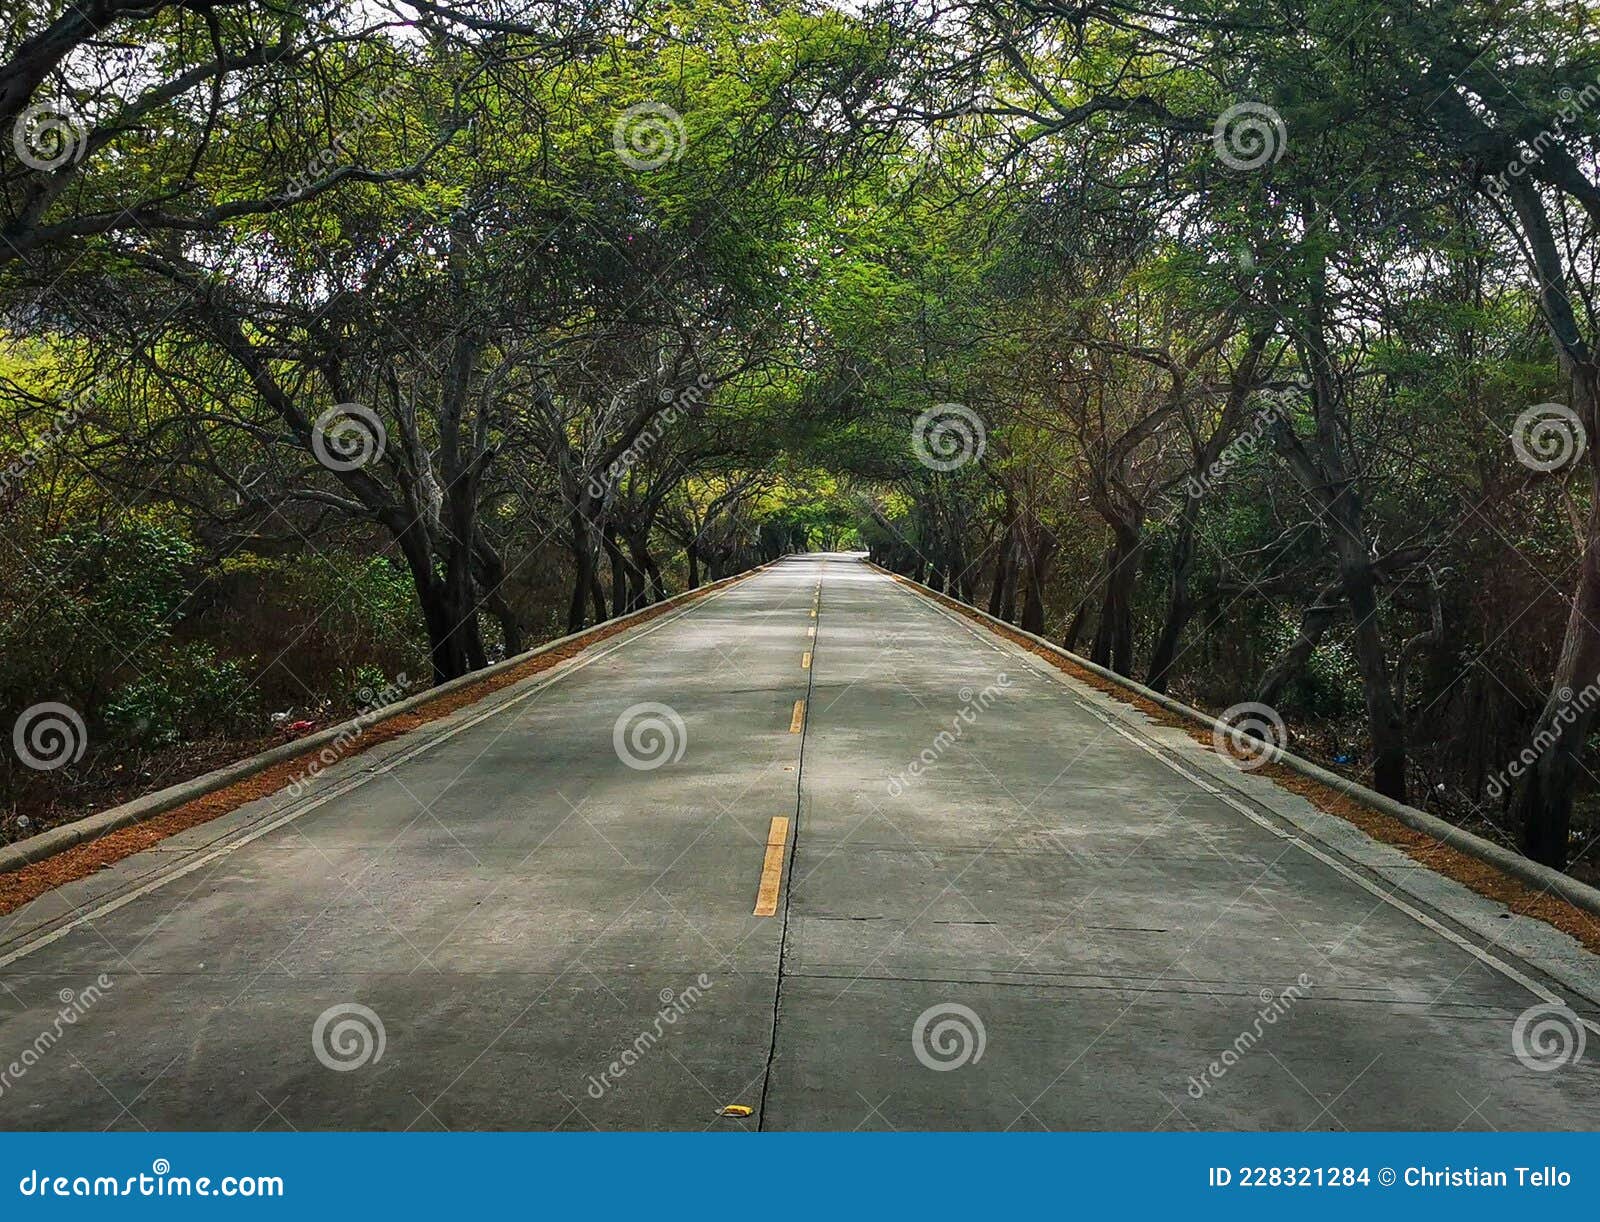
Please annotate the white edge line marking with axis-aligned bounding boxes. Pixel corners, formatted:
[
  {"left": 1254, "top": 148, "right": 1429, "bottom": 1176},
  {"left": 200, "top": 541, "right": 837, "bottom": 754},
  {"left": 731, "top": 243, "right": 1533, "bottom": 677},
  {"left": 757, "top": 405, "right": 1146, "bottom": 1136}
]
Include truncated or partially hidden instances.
[
  {"left": 0, "top": 576, "right": 752, "bottom": 971},
  {"left": 889, "top": 568, "right": 1600, "bottom": 1032}
]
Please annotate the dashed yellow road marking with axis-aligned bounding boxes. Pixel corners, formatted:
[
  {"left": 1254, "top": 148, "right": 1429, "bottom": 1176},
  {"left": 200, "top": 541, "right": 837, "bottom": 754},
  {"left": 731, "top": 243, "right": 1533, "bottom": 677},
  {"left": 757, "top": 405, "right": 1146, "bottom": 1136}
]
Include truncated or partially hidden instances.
[
  {"left": 809, "top": 607, "right": 817, "bottom": 618},
  {"left": 801, "top": 651, "right": 811, "bottom": 669},
  {"left": 753, "top": 816, "right": 791, "bottom": 917},
  {"left": 806, "top": 625, "right": 815, "bottom": 638},
  {"left": 789, "top": 699, "right": 806, "bottom": 733}
]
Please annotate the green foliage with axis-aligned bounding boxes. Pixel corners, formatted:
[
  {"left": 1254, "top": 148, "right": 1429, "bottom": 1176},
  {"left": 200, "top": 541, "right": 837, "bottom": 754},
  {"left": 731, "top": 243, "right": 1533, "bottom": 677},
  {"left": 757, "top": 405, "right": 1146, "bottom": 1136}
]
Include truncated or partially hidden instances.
[
  {"left": 1259, "top": 613, "right": 1363, "bottom": 719},
  {"left": 4, "top": 0, "right": 1600, "bottom": 852},
  {"left": 282, "top": 555, "right": 421, "bottom": 655},
  {"left": 347, "top": 663, "right": 399, "bottom": 710},
  {"left": 102, "top": 645, "right": 254, "bottom": 748},
  {"left": 0, "top": 522, "right": 197, "bottom": 711}
]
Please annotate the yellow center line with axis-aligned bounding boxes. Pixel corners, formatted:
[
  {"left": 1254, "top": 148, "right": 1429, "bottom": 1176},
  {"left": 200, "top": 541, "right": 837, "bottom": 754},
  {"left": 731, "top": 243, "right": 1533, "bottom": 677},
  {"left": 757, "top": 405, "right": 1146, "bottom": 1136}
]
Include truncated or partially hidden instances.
[
  {"left": 789, "top": 699, "right": 806, "bottom": 733},
  {"left": 801, "top": 651, "right": 811, "bottom": 669},
  {"left": 753, "top": 816, "right": 790, "bottom": 917},
  {"left": 806, "top": 625, "right": 815, "bottom": 638},
  {"left": 809, "top": 607, "right": 817, "bottom": 618}
]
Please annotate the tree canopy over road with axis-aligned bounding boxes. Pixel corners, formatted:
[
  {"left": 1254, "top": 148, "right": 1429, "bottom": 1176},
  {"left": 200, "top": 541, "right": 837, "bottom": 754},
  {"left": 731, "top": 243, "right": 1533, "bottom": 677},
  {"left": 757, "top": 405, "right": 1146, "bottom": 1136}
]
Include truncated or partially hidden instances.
[{"left": 5, "top": 0, "right": 1600, "bottom": 874}]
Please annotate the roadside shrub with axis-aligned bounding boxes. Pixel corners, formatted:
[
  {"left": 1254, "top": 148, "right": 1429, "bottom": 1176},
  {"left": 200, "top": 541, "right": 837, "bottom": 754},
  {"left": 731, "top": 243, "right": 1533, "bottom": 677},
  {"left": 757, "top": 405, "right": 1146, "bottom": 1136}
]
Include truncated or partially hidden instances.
[
  {"left": 0, "top": 520, "right": 197, "bottom": 716},
  {"left": 216, "top": 549, "right": 425, "bottom": 713},
  {"left": 101, "top": 644, "right": 256, "bottom": 748}
]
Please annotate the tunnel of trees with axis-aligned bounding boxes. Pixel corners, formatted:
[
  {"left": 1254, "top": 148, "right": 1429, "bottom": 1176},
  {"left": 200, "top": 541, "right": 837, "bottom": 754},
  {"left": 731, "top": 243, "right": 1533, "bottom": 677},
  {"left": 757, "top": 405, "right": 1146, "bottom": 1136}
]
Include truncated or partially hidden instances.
[{"left": 4, "top": 0, "right": 1600, "bottom": 876}]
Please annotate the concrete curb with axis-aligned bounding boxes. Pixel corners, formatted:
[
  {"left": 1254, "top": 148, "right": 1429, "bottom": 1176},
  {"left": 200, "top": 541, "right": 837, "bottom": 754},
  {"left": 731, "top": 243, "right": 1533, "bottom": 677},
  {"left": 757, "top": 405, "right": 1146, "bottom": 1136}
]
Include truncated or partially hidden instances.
[
  {"left": 874, "top": 562, "right": 1600, "bottom": 922},
  {"left": 0, "top": 563, "right": 774, "bottom": 876}
]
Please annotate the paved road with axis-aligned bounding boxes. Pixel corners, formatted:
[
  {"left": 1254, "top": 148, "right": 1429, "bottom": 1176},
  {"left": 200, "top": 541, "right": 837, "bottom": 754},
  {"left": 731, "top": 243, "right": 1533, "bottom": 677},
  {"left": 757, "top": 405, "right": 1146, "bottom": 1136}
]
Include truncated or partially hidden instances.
[{"left": 2, "top": 555, "right": 1599, "bottom": 1130}]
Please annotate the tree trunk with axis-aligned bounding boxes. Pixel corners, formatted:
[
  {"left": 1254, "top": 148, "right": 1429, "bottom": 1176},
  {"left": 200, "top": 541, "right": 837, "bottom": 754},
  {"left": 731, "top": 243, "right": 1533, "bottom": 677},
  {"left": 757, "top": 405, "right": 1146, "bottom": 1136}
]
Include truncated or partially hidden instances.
[
  {"left": 418, "top": 587, "right": 473, "bottom": 683},
  {"left": 400, "top": 534, "right": 480, "bottom": 685},
  {"left": 1271, "top": 239, "right": 1407, "bottom": 802},
  {"left": 473, "top": 541, "right": 522, "bottom": 656},
  {"left": 452, "top": 550, "right": 487, "bottom": 673},
  {"left": 1091, "top": 527, "right": 1140, "bottom": 676},
  {"left": 1256, "top": 581, "right": 1343, "bottom": 707},
  {"left": 1063, "top": 602, "right": 1091, "bottom": 651},
  {"left": 1501, "top": 173, "right": 1600, "bottom": 866},
  {"left": 1146, "top": 333, "right": 1268, "bottom": 693},
  {"left": 1146, "top": 503, "right": 1200, "bottom": 693},
  {"left": 568, "top": 519, "right": 596, "bottom": 633},
  {"left": 999, "top": 540, "right": 1019, "bottom": 622},
  {"left": 1509, "top": 399, "right": 1600, "bottom": 864},
  {"left": 602, "top": 526, "right": 629, "bottom": 618},
  {"left": 988, "top": 510, "right": 1015, "bottom": 616},
  {"left": 948, "top": 529, "right": 975, "bottom": 602},
  {"left": 626, "top": 532, "right": 664, "bottom": 606},
  {"left": 1019, "top": 521, "right": 1056, "bottom": 636},
  {"left": 1338, "top": 530, "right": 1407, "bottom": 800}
]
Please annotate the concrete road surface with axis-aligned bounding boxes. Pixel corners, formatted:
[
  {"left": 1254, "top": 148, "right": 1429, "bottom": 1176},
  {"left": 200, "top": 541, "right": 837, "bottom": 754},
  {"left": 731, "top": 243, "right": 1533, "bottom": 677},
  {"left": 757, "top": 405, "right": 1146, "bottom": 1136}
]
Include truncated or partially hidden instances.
[{"left": 2, "top": 555, "right": 1598, "bottom": 1130}]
